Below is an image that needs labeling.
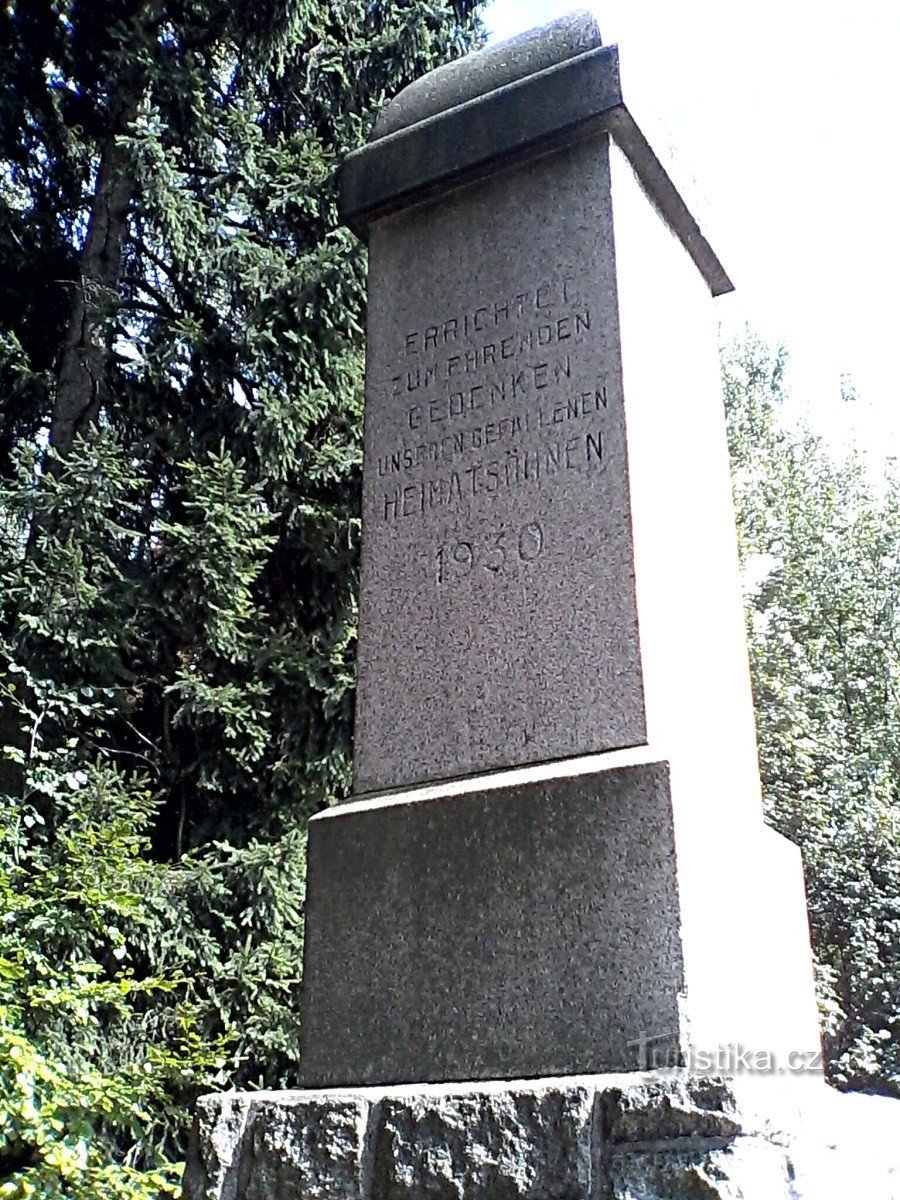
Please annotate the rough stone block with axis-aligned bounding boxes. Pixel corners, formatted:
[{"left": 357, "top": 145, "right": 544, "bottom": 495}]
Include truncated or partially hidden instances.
[
  {"left": 599, "top": 1076, "right": 746, "bottom": 1144},
  {"left": 183, "top": 1092, "right": 371, "bottom": 1200},
  {"left": 186, "top": 1074, "right": 897, "bottom": 1200},
  {"left": 236, "top": 1095, "right": 371, "bottom": 1200},
  {"left": 184, "top": 1094, "right": 253, "bottom": 1200},
  {"left": 372, "top": 1084, "right": 594, "bottom": 1200},
  {"left": 606, "top": 1138, "right": 791, "bottom": 1200},
  {"left": 599, "top": 1076, "right": 790, "bottom": 1199}
]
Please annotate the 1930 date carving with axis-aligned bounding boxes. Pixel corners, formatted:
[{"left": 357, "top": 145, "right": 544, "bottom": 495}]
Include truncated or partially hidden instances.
[{"left": 435, "top": 521, "right": 544, "bottom": 585}]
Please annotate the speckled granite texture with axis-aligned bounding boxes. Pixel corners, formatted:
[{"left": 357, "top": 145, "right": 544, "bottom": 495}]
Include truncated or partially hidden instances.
[{"left": 299, "top": 763, "right": 683, "bottom": 1088}]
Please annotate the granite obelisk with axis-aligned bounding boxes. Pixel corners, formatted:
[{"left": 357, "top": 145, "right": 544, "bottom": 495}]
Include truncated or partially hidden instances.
[{"left": 297, "top": 11, "right": 821, "bottom": 1087}]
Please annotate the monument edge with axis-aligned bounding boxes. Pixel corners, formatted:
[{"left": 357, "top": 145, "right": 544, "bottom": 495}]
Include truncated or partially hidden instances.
[
  {"left": 338, "top": 44, "right": 623, "bottom": 233},
  {"left": 605, "top": 106, "right": 734, "bottom": 296},
  {"left": 337, "top": 45, "right": 733, "bottom": 297}
]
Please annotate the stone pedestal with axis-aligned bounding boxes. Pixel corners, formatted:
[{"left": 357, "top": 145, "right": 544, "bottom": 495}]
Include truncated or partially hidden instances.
[{"left": 299, "top": 757, "right": 820, "bottom": 1088}]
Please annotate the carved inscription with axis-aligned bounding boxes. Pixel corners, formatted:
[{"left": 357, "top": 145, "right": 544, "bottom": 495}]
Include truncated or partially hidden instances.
[
  {"left": 371, "top": 276, "right": 612, "bottom": 570},
  {"left": 435, "top": 521, "right": 544, "bottom": 586}
]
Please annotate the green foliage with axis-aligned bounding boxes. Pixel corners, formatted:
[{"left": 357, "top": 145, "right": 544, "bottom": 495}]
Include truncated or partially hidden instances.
[
  {"left": 1, "top": 0, "right": 485, "bottom": 845},
  {"left": 0, "top": 696, "right": 212, "bottom": 1197},
  {"left": 0, "top": 0, "right": 486, "bottom": 1193},
  {"left": 724, "top": 333, "right": 900, "bottom": 1095}
]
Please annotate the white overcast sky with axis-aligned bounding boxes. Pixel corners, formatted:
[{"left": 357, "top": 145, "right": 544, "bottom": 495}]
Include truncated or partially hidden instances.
[{"left": 483, "top": 1, "right": 900, "bottom": 455}]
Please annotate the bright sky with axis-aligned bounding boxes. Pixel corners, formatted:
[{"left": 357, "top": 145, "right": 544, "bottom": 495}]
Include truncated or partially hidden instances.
[{"left": 483, "top": 1, "right": 900, "bottom": 457}]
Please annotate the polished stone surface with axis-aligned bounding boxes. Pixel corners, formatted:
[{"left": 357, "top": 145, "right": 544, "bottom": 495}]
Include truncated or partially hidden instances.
[
  {"left": 350, "top": 17, "right": 737, "bottom": 795},
  {"left": 300, "top": 752, "right": 822, "bottom": 1090},
  {"left": 330, "top": 10, "right": 820, "bottom": 1100},
  {"left": 339, "top": 20, "right": 731, "bottom": 296},
  {"left": 354, "top": 132, "right": 646, "bottom": 794},
  {"left": 301, "top": 762, "right": 682, "bottom": 1087},
  {"left": 339, "top": 43, "right": 623, "bottom": 233}
]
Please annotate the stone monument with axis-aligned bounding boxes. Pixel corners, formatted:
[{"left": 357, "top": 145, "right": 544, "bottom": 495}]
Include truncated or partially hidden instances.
[
  {"left": 185, "top": 13, "right": 870, "bottom": 1199},
  {"left": 298, "top": 9, "right": 821, "bottom": 1089}
]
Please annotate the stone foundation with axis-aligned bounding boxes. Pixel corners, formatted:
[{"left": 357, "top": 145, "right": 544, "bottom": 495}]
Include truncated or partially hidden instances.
[{"left": 183, "top": 1071, "right": 852, "bottom": 1200}]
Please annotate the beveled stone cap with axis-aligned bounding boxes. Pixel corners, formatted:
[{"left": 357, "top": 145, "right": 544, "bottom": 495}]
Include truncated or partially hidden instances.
[
  {"left": 338, "top": 11, "right": 733, "bottom": 296},
  {"left": 372, "top": 10, "right": 602, "bottom": 140}
]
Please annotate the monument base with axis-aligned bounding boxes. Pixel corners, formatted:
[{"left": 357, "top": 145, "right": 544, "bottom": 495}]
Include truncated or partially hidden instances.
[
  {"left": 184, "top": 1071, "right": 898, "bottom": 1199},
  {"left": 298, "top": 755, "right": 821, "bottom": 1087}
]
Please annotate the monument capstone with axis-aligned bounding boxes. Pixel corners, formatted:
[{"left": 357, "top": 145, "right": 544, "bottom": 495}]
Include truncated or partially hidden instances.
[{"left": 184, "top": 14, "right": 865, "bottom": 1200}]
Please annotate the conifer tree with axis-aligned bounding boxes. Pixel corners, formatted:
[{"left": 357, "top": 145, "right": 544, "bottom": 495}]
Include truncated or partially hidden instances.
[
  {"left": 2, "top": 0, "right": 482, "bottom": 851},
  {"left": 724, "top": 335, "right": 900, "bottom": 1096},
  {"left": 0, "top": 1, "right": 485, "bottom": 1190}
]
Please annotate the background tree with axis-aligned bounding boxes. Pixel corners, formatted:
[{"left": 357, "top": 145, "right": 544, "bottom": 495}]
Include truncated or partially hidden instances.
[
  {"left": 0, "top": 0, "right": 485, "bottom": 1192},
  {"left": 724, "top": 333, "right": 900, "bottom": 1096}
]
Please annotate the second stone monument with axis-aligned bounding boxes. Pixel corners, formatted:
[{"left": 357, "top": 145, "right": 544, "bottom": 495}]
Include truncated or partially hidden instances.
[{"left": 297, "top": 10, "right": 822, "bottom": 1088}]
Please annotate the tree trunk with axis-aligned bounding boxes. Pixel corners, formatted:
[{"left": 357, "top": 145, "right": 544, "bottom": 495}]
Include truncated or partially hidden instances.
[{"left": 49, "top": 84, "right": 145, "bottom": 461}]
